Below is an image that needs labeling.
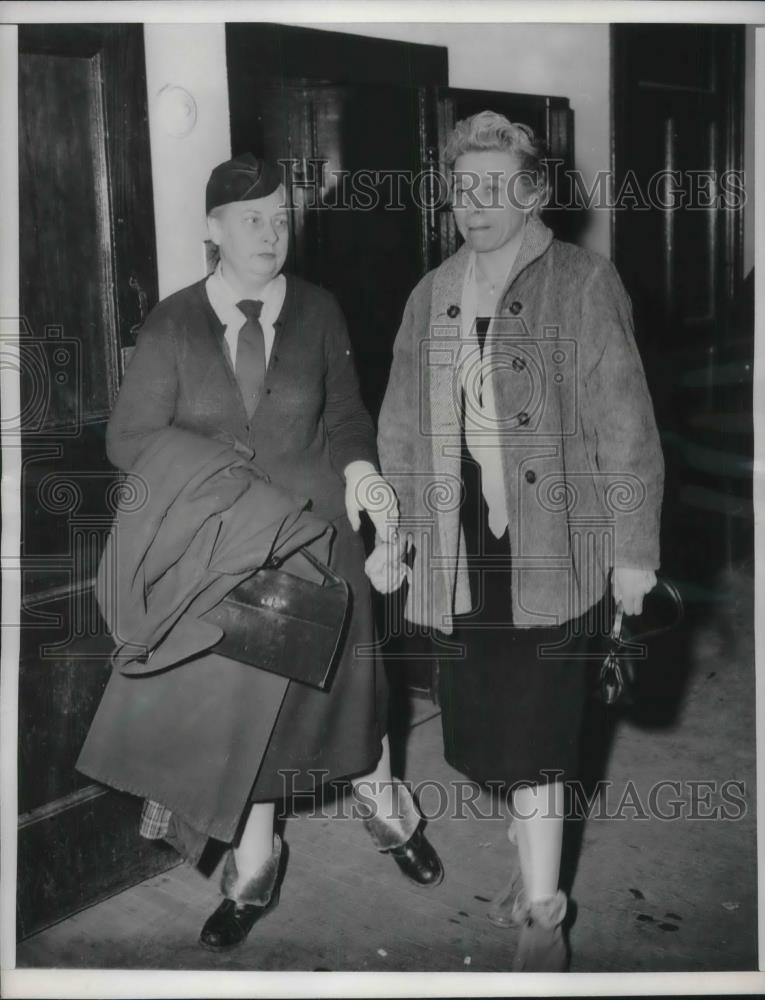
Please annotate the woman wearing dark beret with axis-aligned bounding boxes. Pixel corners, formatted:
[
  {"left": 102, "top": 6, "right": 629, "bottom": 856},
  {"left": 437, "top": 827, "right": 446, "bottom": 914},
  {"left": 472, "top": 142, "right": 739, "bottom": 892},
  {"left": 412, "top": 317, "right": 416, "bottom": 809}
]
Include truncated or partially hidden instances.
[
  {"left": 86, "top": 153, "right": 443, "bottom": 951},
  {"left": 368, "top": 112, "right": 664, "bottom": 970}
]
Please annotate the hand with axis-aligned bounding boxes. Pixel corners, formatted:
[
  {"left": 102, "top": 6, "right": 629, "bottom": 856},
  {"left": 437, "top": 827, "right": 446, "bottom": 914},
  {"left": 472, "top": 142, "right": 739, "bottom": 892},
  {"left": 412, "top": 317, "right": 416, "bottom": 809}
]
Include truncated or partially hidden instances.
[
  {"left": 364, "top": 533, "right": 410, "bottom": 594},
  {"left": 344, "top": 460, "right": 399, "bottom": 537},
  {"left": 613, "top": 567, "right": 657, "bottom": 616}
]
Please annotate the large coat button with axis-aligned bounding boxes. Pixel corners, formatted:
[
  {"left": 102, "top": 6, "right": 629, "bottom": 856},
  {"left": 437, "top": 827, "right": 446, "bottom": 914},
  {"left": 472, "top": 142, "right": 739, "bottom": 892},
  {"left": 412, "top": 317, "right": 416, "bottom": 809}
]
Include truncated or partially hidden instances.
[
  {"left": 509, "top": 301, "right": 523, "bottom": 315},
  {"left": 447, "top": 304, "right": 460, "bottom": 318},
  {"left": 525, "top": 469, "right": 537, "bottom": 484}
]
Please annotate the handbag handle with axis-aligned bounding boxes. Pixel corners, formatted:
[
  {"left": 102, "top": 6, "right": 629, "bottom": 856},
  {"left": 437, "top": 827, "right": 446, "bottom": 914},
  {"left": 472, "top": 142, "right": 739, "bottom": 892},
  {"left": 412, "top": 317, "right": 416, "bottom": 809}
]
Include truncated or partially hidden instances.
[
  {"left": 264, "top": 544, "right": 344, "bottom": 588},
  {"left": 622, "top": 577, "right": 685, "bottom": 642},
  {"left": 297, "top": 545, "right": 344, "bottom": 587},
  {"left": 609, "top": 577, "right": 684, "bottom": 648}
]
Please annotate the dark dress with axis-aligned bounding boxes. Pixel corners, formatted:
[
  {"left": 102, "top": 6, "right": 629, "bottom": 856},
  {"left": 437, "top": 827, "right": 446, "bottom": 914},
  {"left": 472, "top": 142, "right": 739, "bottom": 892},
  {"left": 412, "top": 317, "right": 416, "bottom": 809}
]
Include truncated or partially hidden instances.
[
  {"left": 104, "top": 275, "right": 388, "bottom": 807},
  {"left": 438, "top": 318, "right": 590, "bottom": 789}
]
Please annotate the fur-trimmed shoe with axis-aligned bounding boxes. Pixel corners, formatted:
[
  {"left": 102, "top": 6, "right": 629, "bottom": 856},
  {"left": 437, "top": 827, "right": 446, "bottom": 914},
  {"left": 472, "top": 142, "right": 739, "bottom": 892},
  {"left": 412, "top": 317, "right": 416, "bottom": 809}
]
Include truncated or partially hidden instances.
[
  {"left": 511, "top": 889, "right": 570, "bottom": 972},
  {"left": 199, "top": 835, "right": 282, "bottom": 951},
  {"left": 355, "top": 780, "right": 444, "bottom": 887}
]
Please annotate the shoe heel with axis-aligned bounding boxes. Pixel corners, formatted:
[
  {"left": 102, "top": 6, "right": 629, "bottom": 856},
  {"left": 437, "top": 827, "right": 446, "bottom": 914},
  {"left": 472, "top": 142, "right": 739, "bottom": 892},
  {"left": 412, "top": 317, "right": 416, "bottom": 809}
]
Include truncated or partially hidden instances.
[{"left": 487, "top": 871, "right": 522, "bottom": 928}]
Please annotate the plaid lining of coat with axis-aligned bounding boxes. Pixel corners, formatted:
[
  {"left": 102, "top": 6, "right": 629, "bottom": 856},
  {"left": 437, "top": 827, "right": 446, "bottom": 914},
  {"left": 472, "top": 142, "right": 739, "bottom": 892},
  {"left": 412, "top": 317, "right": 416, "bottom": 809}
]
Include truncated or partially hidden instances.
[{"left": 139, "top": 798, "right": 172, "bottom": 839}]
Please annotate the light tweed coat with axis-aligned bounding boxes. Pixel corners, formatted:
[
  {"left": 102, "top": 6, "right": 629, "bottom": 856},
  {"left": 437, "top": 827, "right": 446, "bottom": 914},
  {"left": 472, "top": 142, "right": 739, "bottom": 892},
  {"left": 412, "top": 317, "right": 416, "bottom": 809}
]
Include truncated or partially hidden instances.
[{"left": 377, "top": 217, "right": 664, "bottom": 632}]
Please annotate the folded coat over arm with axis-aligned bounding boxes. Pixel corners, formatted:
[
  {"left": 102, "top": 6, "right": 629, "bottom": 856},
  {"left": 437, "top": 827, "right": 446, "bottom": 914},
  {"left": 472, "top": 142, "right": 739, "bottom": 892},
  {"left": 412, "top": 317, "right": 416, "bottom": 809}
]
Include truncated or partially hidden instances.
[{"left": 77, "top": 426, "right": 332, "bottom": 844}]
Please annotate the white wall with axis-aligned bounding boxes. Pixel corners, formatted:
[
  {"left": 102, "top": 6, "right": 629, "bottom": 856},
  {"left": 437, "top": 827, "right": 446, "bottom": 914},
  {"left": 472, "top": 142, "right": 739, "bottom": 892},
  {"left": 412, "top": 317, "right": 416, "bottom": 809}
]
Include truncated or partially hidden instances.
[
  {"left": 144, "top": 22, "right": 756, "bottom": 288},
  {"left": 144, "top": 24, "right": 231, "bottom": 297},
  {"left": 307, "top": 22, "right": 612, "bottom": 257}
]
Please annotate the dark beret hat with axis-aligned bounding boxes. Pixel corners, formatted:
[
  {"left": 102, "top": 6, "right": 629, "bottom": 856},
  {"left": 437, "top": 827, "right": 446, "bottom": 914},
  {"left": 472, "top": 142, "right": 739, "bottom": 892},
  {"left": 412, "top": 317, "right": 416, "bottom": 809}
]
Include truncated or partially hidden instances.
[{"left": 205, "top": 153, "right": 284, "bottom": 214}]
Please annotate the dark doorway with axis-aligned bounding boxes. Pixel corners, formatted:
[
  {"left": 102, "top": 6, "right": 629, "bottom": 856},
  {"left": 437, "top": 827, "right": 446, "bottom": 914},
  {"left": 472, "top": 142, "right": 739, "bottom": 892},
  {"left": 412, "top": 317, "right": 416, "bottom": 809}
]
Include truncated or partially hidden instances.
[
  {"left": 612, "top": 24, "right": 751, "bottom": 587},
  {"left": 16, "top": 23, "right": 172, "bottom": 940}
]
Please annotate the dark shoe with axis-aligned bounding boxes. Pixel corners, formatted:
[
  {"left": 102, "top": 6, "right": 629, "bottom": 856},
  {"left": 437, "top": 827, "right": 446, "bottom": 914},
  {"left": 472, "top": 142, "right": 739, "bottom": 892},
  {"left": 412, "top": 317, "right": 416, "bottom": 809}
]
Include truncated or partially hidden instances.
[
  {"left": 385, "top": 827, "right": 444, "bottom": 887},
  {"left": 199, "top": 888, "right": 279, "bottom": 951}
]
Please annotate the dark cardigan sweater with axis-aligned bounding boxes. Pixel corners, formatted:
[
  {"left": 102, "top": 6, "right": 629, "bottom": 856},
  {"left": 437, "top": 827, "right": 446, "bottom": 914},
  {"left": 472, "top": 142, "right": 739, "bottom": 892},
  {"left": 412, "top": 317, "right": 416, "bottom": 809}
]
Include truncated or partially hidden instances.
[{"left": 107, "top": 274, "right": 378, "bottom": 520}]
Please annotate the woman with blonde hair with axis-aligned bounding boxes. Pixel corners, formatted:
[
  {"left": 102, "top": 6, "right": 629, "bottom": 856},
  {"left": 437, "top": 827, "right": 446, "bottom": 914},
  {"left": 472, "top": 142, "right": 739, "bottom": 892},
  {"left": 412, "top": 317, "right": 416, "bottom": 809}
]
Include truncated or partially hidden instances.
[{"left": 368, "top": 111, "right": 663, "bottom": 970}]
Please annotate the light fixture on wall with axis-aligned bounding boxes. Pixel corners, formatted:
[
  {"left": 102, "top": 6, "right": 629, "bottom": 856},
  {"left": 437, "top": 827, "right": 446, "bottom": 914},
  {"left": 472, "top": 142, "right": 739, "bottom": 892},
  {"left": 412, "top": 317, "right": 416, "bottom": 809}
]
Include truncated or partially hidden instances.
[{"left": 155, "top": 84, "right": 198, "bottom": 138}]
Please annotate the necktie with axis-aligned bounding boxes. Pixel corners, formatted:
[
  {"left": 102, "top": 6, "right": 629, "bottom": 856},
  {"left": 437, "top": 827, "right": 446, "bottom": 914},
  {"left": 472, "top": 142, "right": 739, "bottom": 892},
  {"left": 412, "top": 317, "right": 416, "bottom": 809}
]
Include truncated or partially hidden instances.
[{"left": 235, "top": 299, "right": 265, "bottom": 418}]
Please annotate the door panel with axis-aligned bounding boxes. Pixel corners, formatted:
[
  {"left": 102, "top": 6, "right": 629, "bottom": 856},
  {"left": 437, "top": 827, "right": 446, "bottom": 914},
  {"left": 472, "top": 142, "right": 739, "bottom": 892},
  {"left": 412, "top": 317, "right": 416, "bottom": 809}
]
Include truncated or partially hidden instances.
[
  {"left": 613, "top": 25, "right": 744, "bottom": 388},
  {"left": 19, "top": 51, "right": 118, "bottom": 423},
  {"left": 612, "top": 25, "right": 749, "bottom": 581},
  {"left": 17, "top": 777, "right": 176, "bottom": 943},
  {"left": 17, "top": 24, "right": 170, "bottom": 942},
  {"left": 18, "top": 606, "right": 113, "bottom": 815}
]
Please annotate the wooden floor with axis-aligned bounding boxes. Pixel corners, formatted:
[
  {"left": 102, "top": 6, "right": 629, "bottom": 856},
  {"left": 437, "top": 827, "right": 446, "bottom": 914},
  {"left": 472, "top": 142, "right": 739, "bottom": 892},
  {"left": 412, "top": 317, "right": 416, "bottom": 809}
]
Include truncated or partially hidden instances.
[{"left": 16, "top": 568, "right": 757, "bottom": 972}]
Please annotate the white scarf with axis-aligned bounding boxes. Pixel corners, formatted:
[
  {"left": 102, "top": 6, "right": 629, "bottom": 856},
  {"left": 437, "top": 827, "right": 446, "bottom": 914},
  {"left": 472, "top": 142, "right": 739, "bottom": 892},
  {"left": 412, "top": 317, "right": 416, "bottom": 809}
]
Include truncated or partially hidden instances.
[{"left": 458, "top": 251, "right": 508, "bottom": 539}]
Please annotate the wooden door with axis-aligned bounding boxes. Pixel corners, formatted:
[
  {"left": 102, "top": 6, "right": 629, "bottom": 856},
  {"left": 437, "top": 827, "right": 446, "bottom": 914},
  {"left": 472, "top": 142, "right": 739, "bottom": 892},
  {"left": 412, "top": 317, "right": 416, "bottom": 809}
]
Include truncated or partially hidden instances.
[
  {"left": 16, "top": 24, "right": 174, "bottom": 941},
  {"left": 612, "top": 25, "right": 750, "bottom": 581}
]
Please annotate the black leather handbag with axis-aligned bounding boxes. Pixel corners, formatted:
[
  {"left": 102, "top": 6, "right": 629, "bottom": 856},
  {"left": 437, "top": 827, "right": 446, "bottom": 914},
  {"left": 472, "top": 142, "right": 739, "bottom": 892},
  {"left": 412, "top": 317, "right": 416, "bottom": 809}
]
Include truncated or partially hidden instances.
[
  {"left": 595, "top": 578, "right": 684, "bottom": 707},
  {"left": 203, "top": 547, "right": 350, "bottom": 689}
]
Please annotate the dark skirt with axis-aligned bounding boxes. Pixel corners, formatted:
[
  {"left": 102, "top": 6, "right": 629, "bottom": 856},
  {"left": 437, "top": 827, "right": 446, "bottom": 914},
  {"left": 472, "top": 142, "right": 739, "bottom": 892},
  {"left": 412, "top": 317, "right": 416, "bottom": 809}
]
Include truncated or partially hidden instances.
[
  {"left": 250, "top": 514, "right": 388, "bottom": 800},
  {"left": 438, "top": 431, "right": 590, "bottom": 789}
]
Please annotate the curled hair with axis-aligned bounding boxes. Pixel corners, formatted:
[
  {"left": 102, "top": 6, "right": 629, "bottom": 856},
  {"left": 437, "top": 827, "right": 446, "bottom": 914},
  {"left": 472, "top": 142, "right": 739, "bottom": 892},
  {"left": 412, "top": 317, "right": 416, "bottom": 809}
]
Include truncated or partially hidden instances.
[{"left": 444, "top": 110, "right": 551, "bottom": 212}]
